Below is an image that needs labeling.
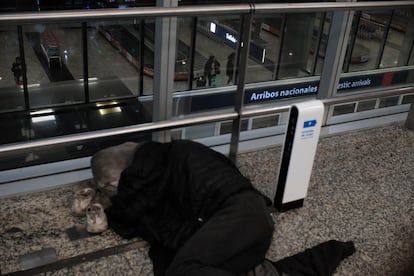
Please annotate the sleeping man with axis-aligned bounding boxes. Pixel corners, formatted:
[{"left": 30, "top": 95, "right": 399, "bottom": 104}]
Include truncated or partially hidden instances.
[{"left": 72, "top": 140, "right": 355, "bottom": 276}]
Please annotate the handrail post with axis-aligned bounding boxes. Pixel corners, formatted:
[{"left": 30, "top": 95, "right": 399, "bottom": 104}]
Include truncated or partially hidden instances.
[
  {"left": 229, "top": 8, "right": 254, "bottom": 163},
  {"left": 317, "top": 0, "right": 355, "bottom": 125},
  {"left": 152, "top": 0, "right": 178, "bottom": 142}
]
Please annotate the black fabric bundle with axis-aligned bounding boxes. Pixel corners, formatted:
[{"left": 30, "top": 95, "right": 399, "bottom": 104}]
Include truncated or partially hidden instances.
[{"left": 105, "top": 140, "right": 355, "bottom": 276}]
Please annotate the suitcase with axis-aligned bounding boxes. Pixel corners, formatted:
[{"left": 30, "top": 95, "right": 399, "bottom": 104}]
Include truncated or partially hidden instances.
[{"left": 196, "top": 76, "right": 206, "bottom": 87}]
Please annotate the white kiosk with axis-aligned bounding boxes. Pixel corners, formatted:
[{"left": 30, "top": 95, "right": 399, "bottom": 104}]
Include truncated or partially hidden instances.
[{"left": 274, "top": 100, "right": 324, "bottom": 211}]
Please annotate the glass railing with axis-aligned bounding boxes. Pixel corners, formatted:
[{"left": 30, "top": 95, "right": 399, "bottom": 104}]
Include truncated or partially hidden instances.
[{"left": 0, "top": 1, "right": 413, "bottom": 173}]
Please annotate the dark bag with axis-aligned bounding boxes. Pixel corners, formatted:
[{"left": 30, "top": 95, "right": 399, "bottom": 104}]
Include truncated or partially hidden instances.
[{"left": 196, "top": 77, "right": 206, "bottom": 87}]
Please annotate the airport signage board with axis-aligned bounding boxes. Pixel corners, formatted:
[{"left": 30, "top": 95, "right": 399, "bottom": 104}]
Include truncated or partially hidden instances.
[
  {"left": 245, "top": 81, "right": 319, "bottom": 103},
  {"left": 209, "top": 22, "right": 238, "bottom": 48},
  {"left": 191, "top": 81, "right": 319, "bottom": 112},
  {"left": 190, "top": 69, "right": 412, "bottom": 112},
  {"left": 207, "top": 22, "right": 267, "bottom": 63},
  {"left": 337, "top": 70, "right": 410, "bottom": 92}
]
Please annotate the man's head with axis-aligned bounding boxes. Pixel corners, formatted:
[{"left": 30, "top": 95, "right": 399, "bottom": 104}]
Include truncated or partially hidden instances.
[{"left": 91, "top": 142, "right": 141, "bottom": 191}]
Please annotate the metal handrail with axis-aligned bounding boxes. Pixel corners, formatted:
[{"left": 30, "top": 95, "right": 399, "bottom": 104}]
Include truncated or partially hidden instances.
[
  {"left": 0, "top": 1, "right": 413, "bottom": 25},
  {"left": 0, "top": 85, "right": 412, "bottom": 154},
  {"left": 0, "top": 111, "right": 237, "bottom": 154},
  {"left": 253, "top": 1, "right": 414, "bottom": 14}
]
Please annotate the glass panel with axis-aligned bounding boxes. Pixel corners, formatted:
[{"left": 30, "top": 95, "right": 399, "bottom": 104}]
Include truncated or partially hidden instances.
[
  {"left": 251, "top": 114, "right": 279, "bottom": 130},
  {"left": 304, "top": 13, "right": 326, "bottom": 76},
  {"left": 143, "top": 19, "right": 157, "bottom": 95},
  {"left": 23, "top": 23, "right": 85, "bottom": 108},
  {"left": 379, "top": 96, "right": 399, "bottom": 108},
  {"left": 410, "top": 50, "right": 414, "bottom": 66},
  {"left": 175, "top": 17, "right": 192, "bottom": 92},
  {"left": 185, "top": 123, "right": 216, "bottom": 139},
  {"left": 0, "top": 133, "right": 149, "bottom": 171},
  {"left": 245, "top": 14, "right": 283, "bottom": 83},
  {"left": 246, "top": 13, "right": 321, "bottom": 82},
  {"left": 381, "top": 28, "right": 404, "bottom": 68},
  {"left": 171, "top": 129, "right": 182, "bottom": 140},
  {"left": 402, "top": 94, "right": 414, "bottom": 105},
  {"left": 347, "top": 11, "right": 389, "bottom": 72},
  {"left": 356, "top": 100, "right": 377, "bottom": 112},
  {"left": 381, "top": 9, "right": 414, "bottom": 68},
  {"left": 0, "top": 113, "right": 31, "bottom": 145},
  {"left": 220, "top": 119, "right": 248, "bottom": 135},
  {"left": 90, "top": 20, "right": 146, "bottom": 101},
  {"left": 333, "top": 103, "right": 356, "bottom": 116},
  {"left": 0, "top": 26, "right": 25, "bottom": 113},
  {"left": 315, "top": 12, "right": 332, "bottom": 75},
  {"left": 193, "top": 16, "right": 240, "bottom": 89},
  {"left": 277, "top": 13, "right": 319, "bottom": 79}
]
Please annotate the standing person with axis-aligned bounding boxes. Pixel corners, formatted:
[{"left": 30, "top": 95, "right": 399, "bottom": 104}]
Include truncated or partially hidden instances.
[
  {"left": 204, "top": 55, "right": 220, "bottom": 87},
  {"left": 11, "top": 56, "right": 23, "bottom": 85},
  {"left": 226, "top": 52, "right": 236, "bottom": 84}
]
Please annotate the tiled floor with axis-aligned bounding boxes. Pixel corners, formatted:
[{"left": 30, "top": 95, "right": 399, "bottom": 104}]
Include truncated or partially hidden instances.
[{"left": 1, "top": 123, "right": 413, "bottom": 275}]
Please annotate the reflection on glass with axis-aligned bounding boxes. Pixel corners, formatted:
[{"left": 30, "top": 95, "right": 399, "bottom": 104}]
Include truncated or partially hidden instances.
[
  {"left": 22, "top": 23, "right": 85, "bottom": 108},
  {"left": 409, "top": 51, "right": 414, "bottom": 66},
  {"left": 379, "top": 96, "right": 399, "bottom": 108},
  {"left": 0, "top": 26, "right": 25, "bottom": 112},
  {"left": 246, "top": 13, "right": 322, "bottom": 82},
  {"left": 347, "top": 11, "right": 388, "bottom": 72},
  {"left": 402, "top": 94, "right": 414, "bottom": 105},
  {"left": 278, "top": 13, "right": 318, "bottom": 79},
  {"left": 185, "top": 123, "right": 216, "bottom": 139},
  {"left": 220, "top": 120, "right": 248, "bottom": 135},
  {"left": 356, "top": 100, "right": 376, "bottom": 112},
  {"left": 245, "top": 14, "right": 282, "bottom": 83},
  {"left": 333, "top": 103, "right": 356, "bottom": 116},
  {"left": 381, "top": 9, "right": 414, "bottom": 68},
  {"left": 194, "top": 16, "right": 240, "bottom": 89},
  {"left": 251, "top": 114, "right": 279, "bottom": 130},
  {"left": 315, "top": 13, "right": 332, "bottom": 75},
  {"left": 89, "top": 20, "right": 148, "bottom": 101},
  {"left": 174, "top": 18, "right": 192, "bottom": 92}
]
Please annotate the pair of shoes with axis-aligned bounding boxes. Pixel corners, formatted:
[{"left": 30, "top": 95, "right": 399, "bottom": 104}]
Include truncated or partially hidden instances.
[
  {"left": 71, "top": 186, "right": 112, "bottom": 217},
  {"left": 71, "top": 183, "right": 108, "bottom": 234},
  {"left": 86, "top": 203, "right": 108, "bottom": 234},
  {"left": 71, "top": 187, "right": 96, "bottom": 216}
]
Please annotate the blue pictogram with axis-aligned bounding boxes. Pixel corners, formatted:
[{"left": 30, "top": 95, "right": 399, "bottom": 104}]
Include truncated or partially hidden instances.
[{"left": 303, "top": 120, "right": 317, "bottom": 128}]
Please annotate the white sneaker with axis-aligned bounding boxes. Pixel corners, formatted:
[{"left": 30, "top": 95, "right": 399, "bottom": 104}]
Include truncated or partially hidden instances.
[
  {"left": 85, "top": 203, "right": 108, "bottom": 234},
  {"left": 71, "top": 187, "right": 96, "bottom": 216}
]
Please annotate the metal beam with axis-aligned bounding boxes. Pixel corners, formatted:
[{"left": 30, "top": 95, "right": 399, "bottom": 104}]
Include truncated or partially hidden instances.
[
  {"left": 229, "top": 12, "right": 253, "bottom": 163},
  {"left": 1, "top": 2, "right": 413, "bottom": 25}
]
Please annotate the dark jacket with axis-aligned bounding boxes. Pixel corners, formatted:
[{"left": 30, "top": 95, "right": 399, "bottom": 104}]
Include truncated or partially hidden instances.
[
  {"left": 105, "top": 140, "right": 355, "bottom": 276},
  {"left": 105, "top": 140, "right": 256, "bottom": 249}
]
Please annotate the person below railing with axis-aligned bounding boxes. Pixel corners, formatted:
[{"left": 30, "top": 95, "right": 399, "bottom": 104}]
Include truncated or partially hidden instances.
[{"left": 71, "top": 140, "right": 355, "bottom": 276}]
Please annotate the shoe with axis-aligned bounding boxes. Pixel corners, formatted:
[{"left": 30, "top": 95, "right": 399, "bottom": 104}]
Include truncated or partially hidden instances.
[
  {"left": 71, "top": 187, "right": 96, "bottom": 216},
  {"left": 85, "top": 203, "right": 108, "bottom": 234}
]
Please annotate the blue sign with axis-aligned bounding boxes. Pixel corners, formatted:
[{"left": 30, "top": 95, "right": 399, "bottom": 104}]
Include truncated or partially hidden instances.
[
  {"left": 190, "top": 81, "right": 319, "bottom": 112},
  {"left": 245, "top": 81, "right": 319, "bottom": 104},
  {"left": 337, "top": 70, "right": 410, "bottom": 92},
  {"left": 303, "top": 120, "right": 317, "bottom": 128},
  {"left": 190, "top": 69, "right": 412, "bottom": 112}
]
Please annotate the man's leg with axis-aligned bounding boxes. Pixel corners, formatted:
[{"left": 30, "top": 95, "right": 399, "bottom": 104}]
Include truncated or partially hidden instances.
[
  {"left": 272, "top": 240, "right": 355, "bottom": 276},
  {"left": 166, "top": 191, "right": 274, "bottom": 276}
]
